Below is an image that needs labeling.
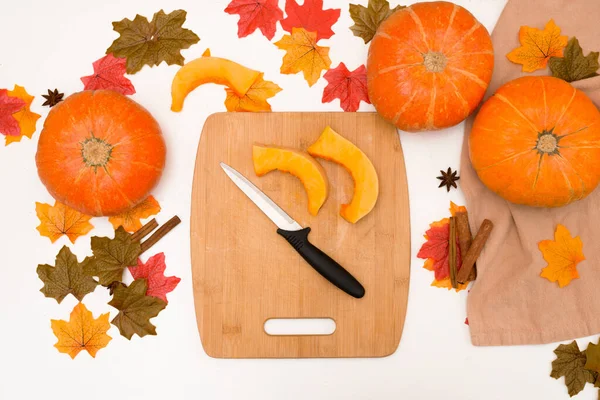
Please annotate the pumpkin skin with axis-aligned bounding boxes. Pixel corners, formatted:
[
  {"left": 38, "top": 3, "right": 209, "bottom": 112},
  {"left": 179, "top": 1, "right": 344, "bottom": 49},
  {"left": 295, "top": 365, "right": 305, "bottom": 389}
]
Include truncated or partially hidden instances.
[
  {"left": 308, "top": 126, "right": 379, "bottom": 223},
  {"left": 367, "top": 1, "right": 494, "bottom": 132},
  {"left": 36, "top": 90, "right": 166, "bottom": 216},
  {"left": 253, "top": 144, "right": 328, "bottom": 216},
  {"left": 470, "top": 76, "right": 600, "bottom": 207}
]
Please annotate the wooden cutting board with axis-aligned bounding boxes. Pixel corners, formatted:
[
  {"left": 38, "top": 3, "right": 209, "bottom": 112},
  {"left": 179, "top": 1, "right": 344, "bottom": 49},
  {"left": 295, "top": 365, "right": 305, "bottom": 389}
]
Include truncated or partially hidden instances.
[{"left": 191, "top": 112, "right": 410, "bottom": 358}]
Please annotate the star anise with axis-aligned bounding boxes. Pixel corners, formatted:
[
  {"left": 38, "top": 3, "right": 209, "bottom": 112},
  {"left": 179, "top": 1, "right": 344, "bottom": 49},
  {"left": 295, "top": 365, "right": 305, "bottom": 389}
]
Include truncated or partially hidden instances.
[
  {"left": 42, "top": 89, "right": 64, "bottom": 107},
  {"left": 437, "top": 167, "right": 460, "bottom": 192}
]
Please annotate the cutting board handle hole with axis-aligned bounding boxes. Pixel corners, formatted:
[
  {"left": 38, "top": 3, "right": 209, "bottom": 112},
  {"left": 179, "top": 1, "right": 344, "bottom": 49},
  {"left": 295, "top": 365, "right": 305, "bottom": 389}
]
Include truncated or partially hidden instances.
[{"left": 264, "top": 318, "right": 336, "bottom": 336}]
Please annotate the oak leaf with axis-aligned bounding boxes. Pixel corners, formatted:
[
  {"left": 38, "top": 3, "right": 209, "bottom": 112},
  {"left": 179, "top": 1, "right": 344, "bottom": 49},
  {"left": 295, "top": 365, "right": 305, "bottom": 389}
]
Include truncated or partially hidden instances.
[
  {"left": 275, "top": 28, "right": 331, "bottom": 87},
  {"left": 128, "top": 253, "right": 180, "bottom": 303},
  {"left": 225, "top": 73, "right": 282, "bottom": 112},
  {"left": 81, "top": 54, "right": 136, "bottom": 95},
  {"left": 507, "top": 19, "right": 568, "bottom": 72},
  {"left": 550, "top": 37, "right": 599, "bottom": 83},
  {"left": 106, "top": 9, "right": 200, "bottom": 74},
  {"left": 5, "top": 85, "right": 41, "bottom": 145},
  {"left": 322, "top": 63, "right": 370, "bottom": 112},
  {"left": 108, "top": 196, "right": 161, "bottom": 233},
  {"left": 36, "top": 201, "right": 94, "bottom": 244},
  {"left": 281, "top": 0, "right": 341, "bottom": 41},
  {"left": 82, "top": 227, "right": 141, "bottom": 286},
  {"left": 37, "top": 246, "right": 98, "bottom": 303},
  {"left": 349, "top": 0, "right": 405, "bottom": 44},
  {"left": 108, "top": 279, "right": 167, "bottom": 339},
  {"left": 551, "top": 341, "right": 597, "bottom": 397},
  {"left": 51, "top": 303, "right": 111, "bottom": 359},
  {"left": 539, "top": 224, "right": 585, "bottom": 288},
  {"left": 0, "top": 89, "right": 26, "bottom": 137},
  {"left": 225, "top": 0, "right": 283, "bottom": 40}
]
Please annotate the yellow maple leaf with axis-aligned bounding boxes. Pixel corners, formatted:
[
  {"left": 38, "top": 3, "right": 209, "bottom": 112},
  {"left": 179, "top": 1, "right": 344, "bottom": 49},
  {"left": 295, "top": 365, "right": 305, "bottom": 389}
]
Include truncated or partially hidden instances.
[
  {"left": 5, "top": 85, "right": 41, "bottom": 146},
  {"left": 108, "top": 195, "right": 161, "bottom": 232},
  {"left": 225, "top": 73, "right": 282, "bottom": 112},
  {"left": 450, "top": 201, "right": 467, "bottom": 216},
  {"left": 36, "top": 201, "right": 94, "bottom": 244},
  {"left": 51, "top": 303, "right": 111, "bottom": 359},
  {"left": 507, "top": 19, "right": 568, "bottom": 72},
  {"left": 539, "top": 224, "right": 585, "bottom": 288},
  {"left": 202, "top": 48, "right": 211, "bottom": 57},
  {"left": 274, "top": 27, "right": 331, "bottom": 87}
]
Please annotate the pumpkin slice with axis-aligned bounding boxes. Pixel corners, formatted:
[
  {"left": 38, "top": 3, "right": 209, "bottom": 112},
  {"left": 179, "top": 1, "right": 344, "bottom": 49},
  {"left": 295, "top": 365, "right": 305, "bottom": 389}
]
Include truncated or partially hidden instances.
[
  {"left": 171, "top": 56, "right": 261, "bottom": 112},
  {"left": 253, "top": 144, "right": 328, "bottom": 216},
  {"left": 307, "top": 126, "right": 379, "bottom": 223}
]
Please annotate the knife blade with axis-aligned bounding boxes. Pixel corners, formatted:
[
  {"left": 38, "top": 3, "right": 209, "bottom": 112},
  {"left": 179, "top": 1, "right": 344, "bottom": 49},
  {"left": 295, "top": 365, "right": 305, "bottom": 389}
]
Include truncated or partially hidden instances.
[{"left": 220, "top": 162, "right": 365, "bottom": 299}]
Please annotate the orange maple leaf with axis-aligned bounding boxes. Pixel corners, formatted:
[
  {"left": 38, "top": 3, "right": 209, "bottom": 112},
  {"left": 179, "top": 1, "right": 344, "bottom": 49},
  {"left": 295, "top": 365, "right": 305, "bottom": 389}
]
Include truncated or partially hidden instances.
[
  {"left": 36, "top": 201, "right": 94, "bottom": 244},
  {"left": 507, "top": 19, "right": 568, "bottom": 72},
  {"left": 5, "top": 85, "right": 41, "bottom": 146},
  {"left": 51, "top": 303, "right": 111, "bottom": 359},
  {"left": 539, "top": 224, "right": 585, "bottom": 287},
  {"left": 108, "top": 195, "right": 161, "bottom": 233},
  {"left": 225, "top": 73, "right": 282, "bottom": 112},
  {"left": 450, "top": 201, "right": 467, "bottom": 216},
  {"left": 274, "top": 27, "right": 331, "bottom": 86}
]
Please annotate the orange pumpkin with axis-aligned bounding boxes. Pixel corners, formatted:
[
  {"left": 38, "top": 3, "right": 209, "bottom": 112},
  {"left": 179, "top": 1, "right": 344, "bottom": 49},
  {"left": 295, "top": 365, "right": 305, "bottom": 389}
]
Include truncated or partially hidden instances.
[
  {"left": 36, "top": 91, "right": 166, "bottom": 216},
  {"left": 367, "top": 1, "right": 494, "bottom": 132},
  {"left": 470, "top": 76, "right": 600, "bottom": 207}
]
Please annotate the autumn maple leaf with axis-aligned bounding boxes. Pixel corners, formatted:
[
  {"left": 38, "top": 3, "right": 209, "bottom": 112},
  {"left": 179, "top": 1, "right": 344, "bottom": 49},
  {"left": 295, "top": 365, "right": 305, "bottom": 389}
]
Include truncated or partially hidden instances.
[
  {"left": 81, "top": 54, "right": 136, "bottom": 95},
  {"left": 5, "top": 85, "right": 41, "bottom": 145},
  {"left": 507, "top": 19, "right": 568, "bottom": 72},
  {"left": 0, "top": 89, "right": 26, "bottom": 137},
  {"left": 225, "top": 73, "right": 282, "bottom": 112},
  {"left": 51, "top": 303, "right": 111, "bottom": 359},
  {"left": 281, "top": 0, "right": 341, "bottom": 41},
  {"left": 108, "top": 195, "right": 161, "bottom": 232},
  {"left": 275, "top": 28, "right": 331, "bottom": 87},
  {"left": 417, "top": 218, "right": 460, "bottom": 280},
  {"left": 36, "top": 201, "right": 94, "bottom": 244},
  {"left": 539, "top": 224, "right": 585, "bottom": 287},
  {"left": 322, "top": 63, "right": 370, "bottom": 112},
  {"left": 225, "top": 0, "right": 284, "bottom": 40},
  {"left": 128, "top": 253, "right": 180, "bottom": 303}
]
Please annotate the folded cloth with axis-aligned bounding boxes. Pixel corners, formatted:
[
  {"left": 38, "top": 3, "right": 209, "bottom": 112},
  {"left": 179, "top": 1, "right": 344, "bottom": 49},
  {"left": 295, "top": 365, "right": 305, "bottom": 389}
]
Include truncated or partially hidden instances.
[{"left": 461, "top": 0, "right": 600, "bottom": 346}]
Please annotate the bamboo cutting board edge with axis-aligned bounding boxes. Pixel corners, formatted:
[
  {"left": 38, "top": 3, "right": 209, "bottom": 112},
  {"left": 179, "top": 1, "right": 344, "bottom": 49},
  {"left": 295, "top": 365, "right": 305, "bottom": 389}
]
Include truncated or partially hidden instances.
[{"left": 191, "top": 112, "right": 410, "bottom": 358}]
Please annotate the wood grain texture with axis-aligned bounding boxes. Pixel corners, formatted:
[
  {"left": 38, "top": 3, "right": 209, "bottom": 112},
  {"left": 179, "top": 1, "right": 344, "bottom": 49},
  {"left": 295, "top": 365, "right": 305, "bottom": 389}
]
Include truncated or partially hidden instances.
[{"left": 191, "top": 112, "right": 410, "bottom": 358}]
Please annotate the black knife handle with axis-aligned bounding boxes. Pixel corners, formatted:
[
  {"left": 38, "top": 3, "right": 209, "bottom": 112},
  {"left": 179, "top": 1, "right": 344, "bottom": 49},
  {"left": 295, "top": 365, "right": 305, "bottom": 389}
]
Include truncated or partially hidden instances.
[{"left": 277, "top": 227, "right": 365, "bottom": 299}]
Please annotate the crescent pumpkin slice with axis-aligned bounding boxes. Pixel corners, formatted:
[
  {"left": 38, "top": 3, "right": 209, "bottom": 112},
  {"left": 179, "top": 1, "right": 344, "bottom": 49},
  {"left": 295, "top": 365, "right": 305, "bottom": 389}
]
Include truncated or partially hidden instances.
[
  {"left": 307, "top": 126, "right": 379, "bottom": 223},
  {"left": 252, "top": 144, "right": 328, "bottom": 216}
]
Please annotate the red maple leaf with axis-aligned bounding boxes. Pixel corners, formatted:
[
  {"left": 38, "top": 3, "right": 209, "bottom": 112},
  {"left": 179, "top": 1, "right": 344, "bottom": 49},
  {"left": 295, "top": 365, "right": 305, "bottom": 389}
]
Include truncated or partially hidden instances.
[
  {"left": 281, "top": 0, "right": 341, "bottom": 41},
  {"left": 128, "top": 253, "right": 181, "bottom": 303},
  {"left": 417, "top": 220, "right": 462, "bottom": 280},
  {"left": 0, "top": 89, "right": 26, "bottom": 136},
  {"left": 322, "top": 63, "right": 370, "bottom": 112},
  {"left": 81, "top": 54, "right": 135, "bottom": 95},
  {"left": 225, "top": 0, "right": 284, "bottom": 40}
]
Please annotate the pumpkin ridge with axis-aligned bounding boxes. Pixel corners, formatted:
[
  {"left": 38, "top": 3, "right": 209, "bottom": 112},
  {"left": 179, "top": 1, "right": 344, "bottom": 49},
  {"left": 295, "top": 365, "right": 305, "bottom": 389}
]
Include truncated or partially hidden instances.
[
  {"left": 440, "top": 3, "right": 459, "bottom": 50},
  {"left": 554, "top": 156, "right": 579, "bottom": 202},
  {"left": 445, "top": 21, "right": 482, "bottom": 53},
  {"left": 553, "top": 87, "right": 578, "bottom": 129},
  {"left": 102, "top": 165, "right": 135, "bottom": 207},
  {"left": 532, "top": 153, "right": 544, "bottom": 189},
  {"left": 406, "top": 7, "right": 430, "bottom": 51},
  {"left": 443, "top": 72, "right": 470, "bottom": 113},
  {"left": 448, "top": 50, "right": 495, "bottom": 58},
  {"left": 446, "top": 66, "right": 487, "bottom": 89},
  {"left": 494, "top": 94, "right": 540, "bottom": 133},
  {"left": 475, "top": 148, "right": 533, "bottom": 171},
  {"left": 426, "top": 74, "right": 437, "bottom": 129},
  {"left": 377, "top": 63, "right": 421, "bottom": 76},
  {"left": 557, "top": 125, "right": 591, "bottom": 139},
  {"left": 393, "top": 92, "right": 418, "bottom": 125},
  {"left": 129, "top": 160, "right": 163, "bottom": 172}
]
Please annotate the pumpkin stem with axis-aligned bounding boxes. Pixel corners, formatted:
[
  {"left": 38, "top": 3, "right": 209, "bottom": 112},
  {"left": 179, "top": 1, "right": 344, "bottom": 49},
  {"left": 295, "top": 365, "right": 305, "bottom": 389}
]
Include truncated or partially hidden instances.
[
  {"left": 536, "top": 131, "right": 559, "bottom": 154},
  {"left": 423, "top": 51, "right": 447, "bottom": 73},
  {"left": 81, "top": 137, "right": 113, "bottom": 167}
]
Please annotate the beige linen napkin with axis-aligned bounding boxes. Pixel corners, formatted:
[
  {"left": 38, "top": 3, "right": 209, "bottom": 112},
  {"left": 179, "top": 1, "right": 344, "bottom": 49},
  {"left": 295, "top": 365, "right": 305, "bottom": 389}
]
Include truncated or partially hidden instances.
[{"left": 462, "top": 0, "right": 600, "bottom": 345}]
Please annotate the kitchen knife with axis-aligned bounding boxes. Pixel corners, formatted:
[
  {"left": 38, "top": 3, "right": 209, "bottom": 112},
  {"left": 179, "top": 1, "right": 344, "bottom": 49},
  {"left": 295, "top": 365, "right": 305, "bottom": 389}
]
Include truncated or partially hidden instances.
[{"left": 220, "top": 162, "right": 365, "bottom": 299}]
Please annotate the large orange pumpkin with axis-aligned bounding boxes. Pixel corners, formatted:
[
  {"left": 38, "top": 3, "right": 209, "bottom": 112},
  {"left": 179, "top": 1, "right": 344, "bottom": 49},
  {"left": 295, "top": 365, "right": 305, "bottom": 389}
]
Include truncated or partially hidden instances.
[
  {"left": 367, "top": 1, "right": 494, "bottom": 132},
  {"left": 36, "top": 91, "right": 166, "bottom": 216},
  {"left": 470, "top": 76, "right": 600, "bottom": 207}
]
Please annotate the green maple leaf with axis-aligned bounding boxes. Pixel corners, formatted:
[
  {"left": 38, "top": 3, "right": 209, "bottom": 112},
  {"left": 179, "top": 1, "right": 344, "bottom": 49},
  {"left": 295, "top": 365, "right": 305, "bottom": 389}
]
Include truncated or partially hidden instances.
[
  {"left": 349, "top": 0, "right": 405, "bottom": 44},
  {"left": 551, "top": 341, "right": 597, "bottom": 397},
  {"left": 586, "top": 342, "right": 600, "bottom": 373},
  {"left": 109, "top": 279, "right": 167, "bottom": 340},
  {"left": 37, "top": 246, "right": 98, "bottom": 303},
  {"left": 106, "top": 9, "right": 200, "bottom": 74},
  {"left": 82, "top": 226, "right": 141, "bottom": 286},
  {"left": 549, "top": 37, "right": 599, "bottom": 83}
]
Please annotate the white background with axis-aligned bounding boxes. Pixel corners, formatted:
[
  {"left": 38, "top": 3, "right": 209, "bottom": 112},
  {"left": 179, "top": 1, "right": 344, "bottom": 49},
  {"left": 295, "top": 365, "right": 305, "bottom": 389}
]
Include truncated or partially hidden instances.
[{"left": 1, "top": 0, "right": 597, "bottom": 399}]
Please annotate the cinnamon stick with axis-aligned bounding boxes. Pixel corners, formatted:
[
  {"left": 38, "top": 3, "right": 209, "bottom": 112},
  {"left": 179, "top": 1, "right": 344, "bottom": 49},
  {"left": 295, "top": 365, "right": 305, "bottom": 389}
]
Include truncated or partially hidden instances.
[
  {"left": 455, "top": 211, "right": 477, "bottom": 281},
  {"left": 131, "top": 218, "right": 159, "bottom": 242},
  {"left": 140, "top": 216, "right": 181, "bottom": 254},
  {"left": 449, "top": 217, "right": 458, "bottom": 288},
  {"left": 457, "top": 219, "right": 494, "bottom": 284}
]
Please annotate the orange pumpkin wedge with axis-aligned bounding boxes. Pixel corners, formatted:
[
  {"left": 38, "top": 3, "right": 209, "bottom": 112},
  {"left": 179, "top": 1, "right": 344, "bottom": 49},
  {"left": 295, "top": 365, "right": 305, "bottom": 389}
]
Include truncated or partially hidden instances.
[
  {"left": 253, "top": 144, "right": 328, "bottom": 216},
  {"left": 171, "top": 56, "right": 261, "bottom": 112},
  {"left": 308, "top": 126, "right": 379, "bottom": 223}
]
